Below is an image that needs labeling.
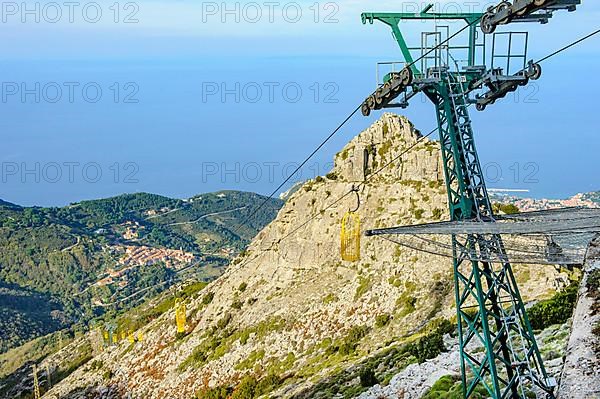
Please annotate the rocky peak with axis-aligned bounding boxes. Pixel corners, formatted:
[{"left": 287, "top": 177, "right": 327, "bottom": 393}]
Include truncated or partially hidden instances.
[
  {"left": 38, "top": 113, "right": 566, "bottom": 399},
  {"left": 334, "top": 113, "right": 439, "bottom": 183}
]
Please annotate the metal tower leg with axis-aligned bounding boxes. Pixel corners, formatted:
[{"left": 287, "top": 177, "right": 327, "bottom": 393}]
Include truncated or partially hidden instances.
[{"left": 424, "top": 72, "right": 555, "bottom": 399}]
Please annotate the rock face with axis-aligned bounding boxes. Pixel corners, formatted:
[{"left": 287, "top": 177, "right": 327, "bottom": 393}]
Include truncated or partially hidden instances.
[
  {"left": 40, "top": 113, "right": 566, "bottom": 399},
  {"left": 557, "top": 240, "right": 600, "bottom": 399}
]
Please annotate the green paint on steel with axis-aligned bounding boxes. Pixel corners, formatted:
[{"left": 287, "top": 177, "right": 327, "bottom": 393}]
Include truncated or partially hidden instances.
[
  {"left": 362, "top": 4, "right": 555, "bottom": 398},
  {"left": 361, "top": 4, "right": 483, "bottom": 76}
]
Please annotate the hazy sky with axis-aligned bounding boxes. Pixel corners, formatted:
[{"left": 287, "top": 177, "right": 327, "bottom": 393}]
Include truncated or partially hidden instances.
[{"left": 1, "top": 0, "right": 599, "bottom": 206}]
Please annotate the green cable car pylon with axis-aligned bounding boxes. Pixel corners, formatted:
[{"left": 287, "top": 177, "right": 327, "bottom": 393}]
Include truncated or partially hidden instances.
[{"left": 361, "top": 2, "right": 579, "bottom": 398}]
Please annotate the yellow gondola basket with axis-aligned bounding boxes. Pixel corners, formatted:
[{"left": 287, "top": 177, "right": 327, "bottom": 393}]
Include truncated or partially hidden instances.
[
  {"left": 175, "top": 298, "right": 187, "bottom": 334},
  {"left": 341, "top": 211, "right": 360, "bottom": 261}
]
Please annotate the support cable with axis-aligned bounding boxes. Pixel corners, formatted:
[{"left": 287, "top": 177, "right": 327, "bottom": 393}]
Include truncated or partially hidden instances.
[
  {"left": 225, "top": 126, "right": 442, "bottom": 275},
  {"left": 537, "top": 28, "right": 600, "bottom": 64},
  {"left": 224, "top": 19, "right": 600, "bottom": 270},
  {"left": 413, "top": 233, "right": 581, "bottom": 257},
  {"left": 380, "top": 235, "right": 582, "bottom": 265},
  {"left": 113, "top": 25, "right": 600, "bottom": 307},
  {"left": 234, "top": 105, "right": 362, "bottom": 233},
  {"left": 358, "top": 127, "right": 438, "bottom": 189},
  {"left": 233, "top": 17, "right": 484, "bottom": 233}
]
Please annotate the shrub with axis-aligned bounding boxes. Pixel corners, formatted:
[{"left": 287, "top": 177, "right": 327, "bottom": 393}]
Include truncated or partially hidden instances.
[
  {"left": 231, "top": 375, "right": 257, "bottom": 399},
  {"left": 217, "top": 313, "right": 232, "bottom": 330},
  {"left": 255, "top": 373, "right": 282, "bottom": 396},
  {"left": 238, "top": 282, "right": 248, "bottom": 292},
  {"left": 359, "top": 366, "right": 378, "bottom": 387},
  {"left": 315, "top": 176, "right": 324, "bottom": 183},
  {"left": 422, "top": 374, "right": 489, "bottom": 399},
  {"left": 202, "top": 292, "right": 215, "bottom": 305},
  {"left": 179, "top": 344, "right": 209, "bottom": 371},
  {"left": 196, "top": 386, "right": 230, "bottom": 399},
  {"left": 382, "top": 123, "right": 389, "bottom": 135},
  {"left": 588, "top": 269, "right": 600, "bottom": 300},
  {"left": 342, "top": 326, "right": 369, "bottom": 355},
  {"left": 432, "top": 208, "right": 443, "bottom": 220},
  {"left": 407, "top": 330, "right": 445, "bottom": 363},
  {"left": 322, "top": 293, "right": 338, "bottom": 304},
  {"left": 375, "top": 314, "right": 391, "bottom": 328},
  {"left": 326, "top": 172, "right": 338, "bottom": 180},
  {"left": 428, "top": 180, "right": 443, "bottom": 189},
  {"left": 102, "top": 369, "right": 113, "bottom": 381},
  {"left": 338, "top": 342, "right": 355, "bottom": 356},
  {"left": 247, "top": 298, "right": 258, "bottom": 306},
  {"left": 355, "top": 276, "right": 371, "bottom": 300},
  {"left": 422, "top": 375, "right": 462, "bottom": 398},
  {"left": 239, "top": 330, "right": 251, "bottom": 345},
  {"left": 89, "top": 360, "right": 103, "bottom": 370},
  {"left": 396, "top": 292, "right": 417, "bottom": 316},
  {"left": 231, "top": 300, "right": 243, "bottom": 310},
  {"left": 346, "top": 325, "right": 369, "bottom": 342},
  {"left": 328, "top": 325, "right": 370, "bottom": 356},
  {"left": 428, "top": 318, "right": 454, "bottom": 336},
  {"left": 227, "top": 373, "right": 282, "bottom": 399},
  {"left": 493, "top": 203, "right": 520, "bottom": 215},
  {"left": 235, "top": 349, "right": 265, "bottom": 370},
  {"left": 527, "top": 283, "right": 578, "bottom": 330},
  {"left": 388, "top": 276, "right": 403, "bottom": 288}
]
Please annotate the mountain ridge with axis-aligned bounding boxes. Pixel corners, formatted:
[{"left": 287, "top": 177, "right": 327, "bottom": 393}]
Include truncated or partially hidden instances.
[
  {"left": 28, "top": 113, "right": 572, "bottom": 399},
  {"left": 0, "top": 190, "right": 283, "bottom": 357},
  {"left": 0, "top": 199, "right": 20, "bottom": 209}
]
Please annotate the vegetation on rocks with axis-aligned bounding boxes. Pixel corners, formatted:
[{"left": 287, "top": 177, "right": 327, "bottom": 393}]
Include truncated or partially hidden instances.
[
  {"left": 355, "top": 275, "right": 372, "bottom": 299},
  {"left": 492, "top": 203, "right": 520, "bottom": 215},
  {"left": 422, "top": 374, "right": 489, "bottom": 399},
  {"left": 587, "top": 269, "right": 600, "bottom": 353},
  {"left": 588, "top": 268, "right": 600, "bottom": 314},
  {"left": 196, "top": 373, "right": 283, "bottom": 399},
  {"left": 202, "top": 292, "right": 215, "bottom": 305},
  {"left": 528, "top": 282, "right": 579, "bottom": 330},
  {"left": 375, "top": 314, "right": 391, "bottom": 328},
  {"left": 292, "top": 319, "right": 454, "bottom": 398}
]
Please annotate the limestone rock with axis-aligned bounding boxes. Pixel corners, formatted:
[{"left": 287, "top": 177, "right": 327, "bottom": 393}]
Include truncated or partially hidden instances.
[{"left": 40, "top": 113, "right": 566, "bottom": 399}]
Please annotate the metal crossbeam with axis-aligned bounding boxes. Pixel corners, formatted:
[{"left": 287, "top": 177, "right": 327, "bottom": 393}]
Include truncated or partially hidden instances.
[
  {"left": 366, "top": 207, "right": 600, "bottom": 236},
  {"left": 382, "top": 233, "right": 591, "bottom": 266}
]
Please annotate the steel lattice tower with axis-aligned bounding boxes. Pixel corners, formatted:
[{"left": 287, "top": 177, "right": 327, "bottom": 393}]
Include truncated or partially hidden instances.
[
  {"left": 360, "top": 2, "right": 580, "bottom": 397},
  {"left": 424, "top": 73, "right": 552, "bottom": 398}
]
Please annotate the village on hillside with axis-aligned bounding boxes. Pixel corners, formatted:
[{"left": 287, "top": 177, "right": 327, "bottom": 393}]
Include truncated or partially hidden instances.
[
  {"left": 94, "top": 245, "right": 197, "bottom": 288},
  {"left": 495, "top": 192, "right": 599, "bottom": 212}
]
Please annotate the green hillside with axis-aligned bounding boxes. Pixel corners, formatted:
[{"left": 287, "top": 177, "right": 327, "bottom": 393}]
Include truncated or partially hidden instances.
[{"left": 0, "top": 191, "right": 282, "bottom": 354}]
